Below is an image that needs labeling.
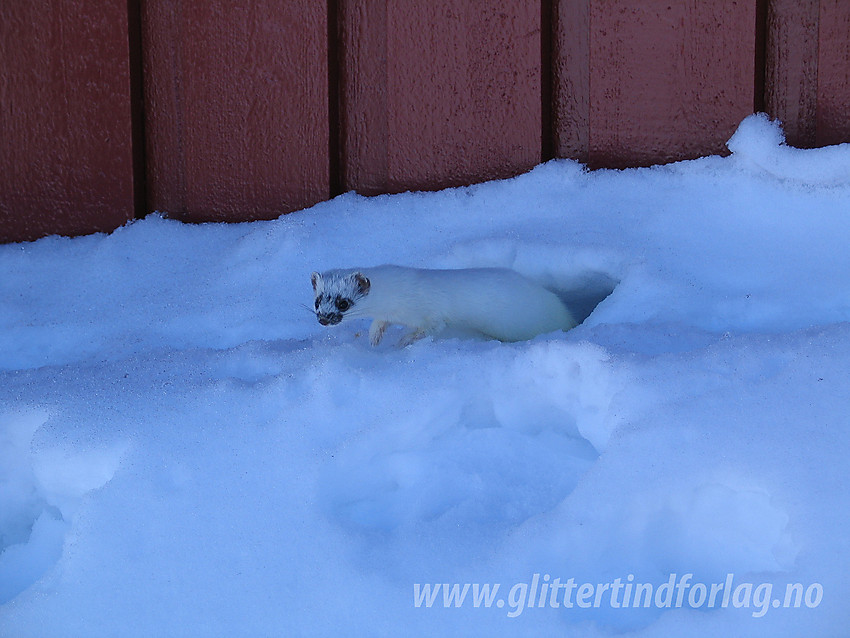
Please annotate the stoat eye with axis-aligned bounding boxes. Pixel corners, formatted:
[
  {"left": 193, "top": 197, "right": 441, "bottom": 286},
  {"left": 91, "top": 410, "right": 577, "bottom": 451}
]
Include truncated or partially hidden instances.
[
  {"left": 314, "top": 298, "right": 321, "bottom": 310},
  {"left": 336, "top": 298, "right": 351, "bottom": 312}
]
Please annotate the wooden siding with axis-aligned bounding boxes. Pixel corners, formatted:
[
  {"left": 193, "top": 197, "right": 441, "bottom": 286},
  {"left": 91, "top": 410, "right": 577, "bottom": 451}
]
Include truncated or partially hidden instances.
[
  {"left": 1, "top": 0, "right": 849, "bottom": 242},
  {"left": 556, "top": 1, "right": 757, "bottom": 168},
  {"left": 0, "top": 0, "right": 135, "bottom": 243},
  {"left": 338, "top": 0, "right": 542, "bottom": 195},
  {"left": 140, "top": 1, "right": 330, "bottom": 223}
]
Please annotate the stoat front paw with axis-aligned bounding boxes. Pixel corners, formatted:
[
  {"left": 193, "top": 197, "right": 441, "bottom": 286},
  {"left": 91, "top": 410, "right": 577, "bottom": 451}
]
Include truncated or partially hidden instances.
[
  {"left": 398, "top": 329, "right": 426, "bottom": 347},
  {"left": 369, "top": 320, "right": 389, "bottom": 346}
]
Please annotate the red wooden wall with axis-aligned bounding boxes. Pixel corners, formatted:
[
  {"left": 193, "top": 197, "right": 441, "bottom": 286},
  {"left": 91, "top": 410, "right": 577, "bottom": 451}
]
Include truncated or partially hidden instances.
[
  {"left": 1, "top": 0, "right": 849, "bottom": 243},
  {"left": 0, "top": 0, "right": 135, "bottom": 243},
  {"left": 555, "top": 1, "right": 757, "bottom": 168},
  {"left": 765, "top": 0, "right": 850, "bottom": 147},
  {"left": 141, "top": 1, "right": 329, "bottom": 223},
  {"left": 338, "top": 0, "right": 542, "bottom": 195}
]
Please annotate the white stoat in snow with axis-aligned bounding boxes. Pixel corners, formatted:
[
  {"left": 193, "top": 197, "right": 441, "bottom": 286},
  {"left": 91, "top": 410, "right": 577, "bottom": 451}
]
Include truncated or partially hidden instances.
[{"left": 310, "top": 265, "right": 576, "bottom": 346}]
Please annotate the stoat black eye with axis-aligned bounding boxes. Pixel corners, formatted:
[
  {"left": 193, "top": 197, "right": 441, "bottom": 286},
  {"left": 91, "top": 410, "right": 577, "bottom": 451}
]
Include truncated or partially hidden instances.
[
  {"left": 314, "top": 297, "right": 321, "bottom": 310},
  {"left": 336, "top": 298, "right": 351, "bottom": 312}
]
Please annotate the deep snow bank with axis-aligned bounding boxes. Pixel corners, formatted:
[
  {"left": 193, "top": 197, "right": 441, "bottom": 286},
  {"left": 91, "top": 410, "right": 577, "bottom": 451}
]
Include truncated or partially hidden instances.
[{"left": 1, "top": 115, "right": 849, "bottom": 637}]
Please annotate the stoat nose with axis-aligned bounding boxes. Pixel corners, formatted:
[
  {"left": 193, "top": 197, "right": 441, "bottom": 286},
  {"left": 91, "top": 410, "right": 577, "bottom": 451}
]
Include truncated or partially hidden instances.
[{"left": 317, "top": 314, "right": 342, "bottom": 326}]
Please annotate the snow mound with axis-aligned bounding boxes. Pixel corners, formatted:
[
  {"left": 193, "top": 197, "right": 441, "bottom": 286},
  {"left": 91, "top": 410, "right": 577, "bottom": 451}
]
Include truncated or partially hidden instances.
[
  {"left": 1, "top": 116, "right": 850, "bottom": 637},
  {"left": 727, "top": 113, "right": 850, "bottom": 185}
]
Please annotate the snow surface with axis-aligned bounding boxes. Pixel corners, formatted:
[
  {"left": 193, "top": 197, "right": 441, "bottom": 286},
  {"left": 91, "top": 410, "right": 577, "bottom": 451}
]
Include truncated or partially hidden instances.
[{"left": 1, "top": 114, "right": 849, "bottom": 636}]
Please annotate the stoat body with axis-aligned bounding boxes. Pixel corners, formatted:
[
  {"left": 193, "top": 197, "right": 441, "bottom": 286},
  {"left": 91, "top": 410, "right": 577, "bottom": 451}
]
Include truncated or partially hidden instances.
[{"left": 310, "top": 265, "right": 576, "bottom": 346}]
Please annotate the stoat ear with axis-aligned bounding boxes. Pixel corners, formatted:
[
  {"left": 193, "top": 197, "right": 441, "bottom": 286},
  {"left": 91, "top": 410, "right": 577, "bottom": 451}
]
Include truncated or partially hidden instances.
[
  {"left": 310, "top": 272, "right": 322, "bottom": 293},
  {"left": 354, "top": 272, "right": 370, "bottom": 295}
]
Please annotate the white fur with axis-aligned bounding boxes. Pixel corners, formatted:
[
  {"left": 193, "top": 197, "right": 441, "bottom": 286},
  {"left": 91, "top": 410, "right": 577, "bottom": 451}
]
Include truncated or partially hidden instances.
[{"left": 311, "top": 265, "right": 576, "bottom": 346}]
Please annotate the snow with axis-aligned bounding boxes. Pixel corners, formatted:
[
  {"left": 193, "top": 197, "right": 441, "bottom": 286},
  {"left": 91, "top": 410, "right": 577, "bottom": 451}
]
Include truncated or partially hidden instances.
[{"left": 1, "top": 114, "right": 849, "bottom": 636}]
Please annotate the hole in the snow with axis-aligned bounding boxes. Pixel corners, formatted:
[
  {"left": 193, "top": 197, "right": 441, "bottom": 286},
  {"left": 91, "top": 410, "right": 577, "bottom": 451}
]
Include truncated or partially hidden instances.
[{"left": 551, "top": 270, "right": 620, "bottom": 325}]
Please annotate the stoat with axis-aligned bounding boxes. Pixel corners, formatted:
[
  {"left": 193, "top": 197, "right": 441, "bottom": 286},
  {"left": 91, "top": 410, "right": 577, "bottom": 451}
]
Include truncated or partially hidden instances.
[{"left": 310, "top": 265, "right": 576, "bottom": 346}]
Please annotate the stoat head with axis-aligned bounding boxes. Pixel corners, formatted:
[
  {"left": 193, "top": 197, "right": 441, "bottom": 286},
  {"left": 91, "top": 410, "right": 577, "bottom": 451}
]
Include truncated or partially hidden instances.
[{"left": 310, "top": 270, "right": 371, "bottom": 326}]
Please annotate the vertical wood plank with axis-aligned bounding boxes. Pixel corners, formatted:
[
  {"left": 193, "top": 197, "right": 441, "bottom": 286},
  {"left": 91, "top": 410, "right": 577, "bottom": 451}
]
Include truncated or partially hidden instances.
[
  {"left": 142, "top": 1, "right": 329, "bottom": 222},
  {"left": 553, "top": 0, "right": 590, "bottom": 162},
  {"left": 338, "top": 0, "right": 390, "bottom": 196},
  {"left": 589, "top": 1, "right": 756, "bottom": 168},
  {"left": 0, "top": 0, "right": 134, "bottom": 243},
  {"left": 339, "top": 0, "right": 541, "bottom": 195},
  {"left": 764, "top": 0, "right": 819, "bottom": 147},
  {"left": 554, "top": 0, "right": 756, "bottom": 168},
  {"left": 816, "top": 0, "right": 850, "bottom": 146}
]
